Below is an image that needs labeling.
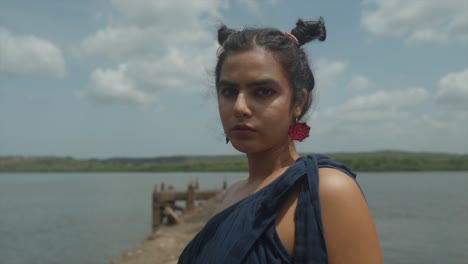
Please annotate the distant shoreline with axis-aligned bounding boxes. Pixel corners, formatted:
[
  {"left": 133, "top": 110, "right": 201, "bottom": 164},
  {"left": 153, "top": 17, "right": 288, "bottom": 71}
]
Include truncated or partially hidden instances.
[{"left": 1, "top": 151, "right": 467, "bottom": 172}]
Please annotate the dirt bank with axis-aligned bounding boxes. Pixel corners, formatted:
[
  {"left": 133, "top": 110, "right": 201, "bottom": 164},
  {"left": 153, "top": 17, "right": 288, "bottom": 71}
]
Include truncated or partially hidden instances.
[{"left": 111, "top": 196, "right": 223, "bottom": 264}]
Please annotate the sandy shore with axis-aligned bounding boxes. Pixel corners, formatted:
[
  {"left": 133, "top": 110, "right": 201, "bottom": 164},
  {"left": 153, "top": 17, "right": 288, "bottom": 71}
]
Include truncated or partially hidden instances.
[{"left": 110, "top": 197, "right": 223, "bottom": 264}]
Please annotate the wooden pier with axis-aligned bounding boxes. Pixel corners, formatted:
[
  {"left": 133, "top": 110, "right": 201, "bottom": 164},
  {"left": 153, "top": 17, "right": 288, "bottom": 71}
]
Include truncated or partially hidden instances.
[{"left": 152, "top": 179, "right": 227, "bottom": 232}]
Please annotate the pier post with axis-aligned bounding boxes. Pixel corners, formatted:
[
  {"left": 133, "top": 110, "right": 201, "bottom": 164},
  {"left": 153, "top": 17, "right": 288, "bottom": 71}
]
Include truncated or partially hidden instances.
[
  {"left": 152, "top": 185, "right": 161, "bottom": 232},
  {"left": 223, "top": 178, "right": 227, "bottom": 190},
  {"left": 186, "top": 184, "right": 195, "bottom": 212}
]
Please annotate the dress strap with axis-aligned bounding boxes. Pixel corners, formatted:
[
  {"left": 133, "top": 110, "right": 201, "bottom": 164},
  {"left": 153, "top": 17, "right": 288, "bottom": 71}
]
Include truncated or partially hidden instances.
[{"left": 294, "top": 154, "right": 357, "bottom": 264}]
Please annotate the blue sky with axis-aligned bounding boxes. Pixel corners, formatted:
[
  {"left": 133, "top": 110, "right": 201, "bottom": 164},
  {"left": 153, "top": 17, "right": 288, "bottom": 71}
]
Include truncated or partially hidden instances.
[{"left": 1, "top": 0, "right": 467, "bottom": 158}]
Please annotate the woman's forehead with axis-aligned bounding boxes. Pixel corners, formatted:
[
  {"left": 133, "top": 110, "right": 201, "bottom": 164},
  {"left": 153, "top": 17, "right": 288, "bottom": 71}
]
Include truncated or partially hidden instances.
[{"left": 220, "top": 49, "right": 288, "bottom": 82}]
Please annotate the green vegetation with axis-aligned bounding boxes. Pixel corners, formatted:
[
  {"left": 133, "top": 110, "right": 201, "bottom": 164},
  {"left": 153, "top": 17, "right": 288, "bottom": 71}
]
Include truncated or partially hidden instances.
[
  {"left": 0, "top": 151, "right": 467, "bottom": 172},
  {"left": 325, "top": 151, "right": 468, "bottom": 172}
]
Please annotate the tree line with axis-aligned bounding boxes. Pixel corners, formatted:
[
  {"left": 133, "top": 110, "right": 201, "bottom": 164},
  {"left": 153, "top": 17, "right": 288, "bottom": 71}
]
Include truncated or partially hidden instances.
[{"left": 0, "top": 151, "right": 467, "bottom": 172}]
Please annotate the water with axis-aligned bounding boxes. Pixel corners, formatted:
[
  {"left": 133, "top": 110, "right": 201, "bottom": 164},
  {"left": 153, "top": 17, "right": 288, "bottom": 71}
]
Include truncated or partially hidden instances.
[
  {"left": 0, "top": 172, "right": 467, "bottom": 264},
  {"left": 360, "top": 172, "right": 468, "bottom": 264}
]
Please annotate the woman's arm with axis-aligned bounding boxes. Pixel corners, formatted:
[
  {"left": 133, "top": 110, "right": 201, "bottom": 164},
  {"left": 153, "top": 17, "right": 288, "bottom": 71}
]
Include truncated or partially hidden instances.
[{"left": 319, "top": 168, "right": 383, "bottom": 264}]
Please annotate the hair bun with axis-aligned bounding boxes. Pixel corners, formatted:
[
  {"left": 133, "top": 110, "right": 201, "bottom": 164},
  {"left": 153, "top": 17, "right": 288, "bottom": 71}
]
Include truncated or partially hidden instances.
[
  {"left": 217, "top": 25, "right": 237, "bottom": 45},
  {"left": 291, "top": 17, "right": 326, "bottom": 46}
]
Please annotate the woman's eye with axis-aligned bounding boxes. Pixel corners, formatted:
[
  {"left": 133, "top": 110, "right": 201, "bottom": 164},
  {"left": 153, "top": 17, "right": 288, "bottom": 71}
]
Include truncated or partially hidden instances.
[
  {"left": 256, "top": 88, "right": 275, "bottom": 97},
  {"left": 220, "top": 87, "right": 238, "bottom": 97}
]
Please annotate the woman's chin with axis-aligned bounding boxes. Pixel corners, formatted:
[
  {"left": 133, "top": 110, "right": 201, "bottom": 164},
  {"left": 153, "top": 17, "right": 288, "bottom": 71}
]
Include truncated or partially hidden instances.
[
  {"left": 231, "top": 144, "right": 250, "bottom": 153},
  {"left": 230, "top": 141, "right": 256, "bottom": 153}
]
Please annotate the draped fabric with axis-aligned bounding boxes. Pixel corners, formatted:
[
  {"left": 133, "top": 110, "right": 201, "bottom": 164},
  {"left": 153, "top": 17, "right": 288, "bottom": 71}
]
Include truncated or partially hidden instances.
[{"left": 178, "top": 154, "right": 356, "bottom": 264}]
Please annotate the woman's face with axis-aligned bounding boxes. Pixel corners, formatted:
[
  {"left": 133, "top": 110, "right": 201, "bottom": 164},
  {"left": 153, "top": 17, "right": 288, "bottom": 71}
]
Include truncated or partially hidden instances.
[{"left": 218, "top": 48, "right": 303, "bottom": 154}]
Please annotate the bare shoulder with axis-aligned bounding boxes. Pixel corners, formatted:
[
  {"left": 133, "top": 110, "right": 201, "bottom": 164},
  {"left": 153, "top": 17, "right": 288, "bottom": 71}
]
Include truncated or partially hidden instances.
[
  {"left": 318, "top": 168, "right": 383, "bottom": 264},
  {"left": 318, "top": 167, "right": 362, "bottom": 200}
]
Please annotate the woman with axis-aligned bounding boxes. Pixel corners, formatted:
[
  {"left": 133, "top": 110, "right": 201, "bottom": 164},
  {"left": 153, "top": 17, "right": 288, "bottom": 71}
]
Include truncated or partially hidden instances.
[{"left": 179, "top": 18, "right": 382, "bottom": 263}]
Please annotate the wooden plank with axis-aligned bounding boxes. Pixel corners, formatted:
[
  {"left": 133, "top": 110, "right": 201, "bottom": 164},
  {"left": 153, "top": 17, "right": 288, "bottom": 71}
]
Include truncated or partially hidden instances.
[
  {"left": 164, "top": 206, "right": 183, "bottom": 225},
  {"left": 155, "top": 190, "right": 219, "bottom": 202}
]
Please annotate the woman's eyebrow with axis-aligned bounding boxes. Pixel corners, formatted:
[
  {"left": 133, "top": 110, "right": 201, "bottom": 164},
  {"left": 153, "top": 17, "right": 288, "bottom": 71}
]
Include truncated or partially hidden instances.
[
  {"left": 218, "top": 80, "right": 239, "bottom": 87},
  {"left": 246, "top": 78, "right": 279, "bottom": 88},
  {"left": 219, "top": 78, "right": 279, "bottom": 88}
]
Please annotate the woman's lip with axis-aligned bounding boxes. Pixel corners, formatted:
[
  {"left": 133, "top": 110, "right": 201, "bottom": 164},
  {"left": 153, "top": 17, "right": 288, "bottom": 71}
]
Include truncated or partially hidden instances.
[{"left": 232, "top": 124, "right": 256, "bottom": 131}]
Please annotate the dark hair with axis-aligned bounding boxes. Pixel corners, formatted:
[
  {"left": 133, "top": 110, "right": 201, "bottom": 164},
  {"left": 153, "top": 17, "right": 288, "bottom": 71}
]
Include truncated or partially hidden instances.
[{"left": 215, "top": 18, "right": 326, "bottom": 119}]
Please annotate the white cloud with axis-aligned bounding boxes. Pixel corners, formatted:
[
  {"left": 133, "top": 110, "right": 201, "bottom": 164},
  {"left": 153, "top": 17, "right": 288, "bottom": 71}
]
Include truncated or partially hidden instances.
[
  {"left": 348, "top": 75, "right": 373, "bottom": 90},
  {"left": 110, "top": 0, "right": 222, "bottom": 27},
  {"left": 77, "top": 26, "right": 154, "bottom": 61},
  {"left": 303, "top": 86, "right": 467, "bottom": 153},
  {"left": 306, "top": 83, "right": 468, "bottom": 153},
  {"left": 88, "top": 64, "right": 154, "bottom": 105},
  {"left": 0, "top": 27, "right": 65, "bottom": 78},
  {"left": 309, "top": 107, "right": 468, "bottom": 153},
  {"left": 436, "top": 68, "right": 468, "bottom": 107},
  {"left": 422, "top": 111, "right": 468, "bottom": 130},
  {"left": 323, "top": 87, "right": 429, "bottom": 122},
  {"left": 361, "top": 0, "right": 468, "bottom": 42},
  {"left": 126, "top": 44, "right": 218, "bottom": 91},
  {"left": 76, "top": 0, "right": 223, "bottom": 106},
  {"left": 344, "top": 87, "right": 428, "bottom": 110},
  {"left": 314, "top": 59, "right": 347, "bottom": 89},
  {"left": 235, "top": 0, "right": 279, "bottom": 15}
]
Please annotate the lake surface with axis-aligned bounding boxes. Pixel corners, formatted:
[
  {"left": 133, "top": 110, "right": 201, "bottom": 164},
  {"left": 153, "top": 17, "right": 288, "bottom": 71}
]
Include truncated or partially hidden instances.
[{"left": 0, "top": 172, "right": 467, "bottom": 264}]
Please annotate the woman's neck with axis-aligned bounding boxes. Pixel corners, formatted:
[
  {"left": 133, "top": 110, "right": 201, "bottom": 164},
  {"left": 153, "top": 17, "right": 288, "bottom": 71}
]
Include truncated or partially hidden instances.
[{"left": 246, "top": 141, "right": 300, "bottom": 183}]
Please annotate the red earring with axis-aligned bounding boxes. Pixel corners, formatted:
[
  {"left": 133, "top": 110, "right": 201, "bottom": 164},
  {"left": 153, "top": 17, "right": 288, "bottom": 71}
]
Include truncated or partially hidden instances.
[{"left": 288, "top": 119, "right": 310, "bottom": 142}]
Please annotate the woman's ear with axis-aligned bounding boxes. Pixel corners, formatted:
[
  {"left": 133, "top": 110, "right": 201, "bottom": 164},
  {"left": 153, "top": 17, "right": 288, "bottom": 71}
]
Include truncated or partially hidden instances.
[{"left": 293, "top": 88, "right": 308, "bottom": 117}]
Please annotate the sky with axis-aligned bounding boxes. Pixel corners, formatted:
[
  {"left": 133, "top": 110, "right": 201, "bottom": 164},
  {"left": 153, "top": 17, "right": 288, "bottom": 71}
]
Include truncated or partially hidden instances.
[{"left": 0, "top": 0, "right": 467, "bottom": 158}]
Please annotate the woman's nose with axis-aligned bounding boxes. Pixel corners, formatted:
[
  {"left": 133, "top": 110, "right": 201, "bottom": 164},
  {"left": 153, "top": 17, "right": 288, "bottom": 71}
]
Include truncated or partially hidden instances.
[{"left": 233, "top": 92, "right": 252, "bottom": 118}]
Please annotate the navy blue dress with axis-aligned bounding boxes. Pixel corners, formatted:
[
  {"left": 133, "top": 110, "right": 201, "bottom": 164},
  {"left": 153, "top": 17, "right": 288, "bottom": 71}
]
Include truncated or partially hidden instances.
[{"left": 178, "top": 154, "right": 356, "bottom": 264}]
